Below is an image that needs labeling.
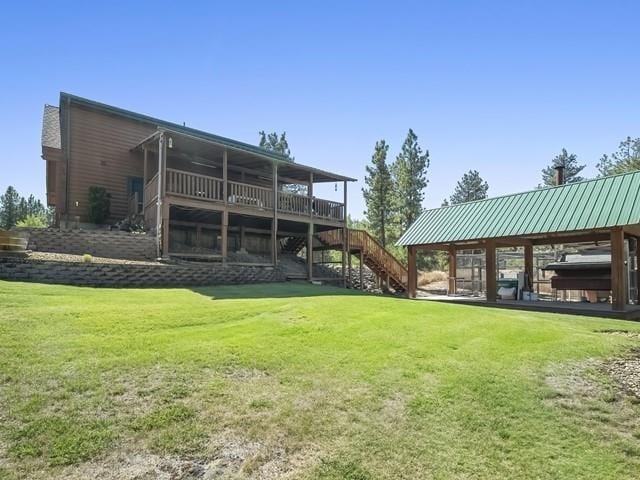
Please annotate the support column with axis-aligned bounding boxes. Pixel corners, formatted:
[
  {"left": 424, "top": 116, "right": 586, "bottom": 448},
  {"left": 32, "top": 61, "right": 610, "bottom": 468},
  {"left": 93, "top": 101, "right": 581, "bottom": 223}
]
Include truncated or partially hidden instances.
[
  {"left": 636, "top": 239, "right": 640, "bottom": 304},
  {"left": 161, "top": 202, "right": 170, "bottom": 259},
  {"left": 307, "top": 222, "right": 313, "bottom": 280},
  {"left": 155, "top": 133, "right": 166, "bottom": 258},
  {"left": 221, "top": 211, "right": 228, "bottom": 264},
  {"left": 222, "top": 150, "right": 228, "bottom": 264},
  {"left": 486, "top": 239, "right": 497, "bottom": 303},
  {"left": 524, "top": 244, "right": 534, "bottom": 290},
  {"left": 611, "top": 227, "right": 627, "bottom": 311},
  {"left": 448, "top": 245, "right": 457, "bottom": 295},
  {"left": 407, "top": 245, "right": 417, "bottom": 298},
  {"left": 342, "top": 180, "right": 348, "bottom": 288},
  {"left": 272, "top": 162, "right": 278, "bottom": 265},
  {"left": 141, "top": 147, "right": 148, "bottom": 216},
  {"left": 359, "top": 249, "right": 364, "bottom": 290}
]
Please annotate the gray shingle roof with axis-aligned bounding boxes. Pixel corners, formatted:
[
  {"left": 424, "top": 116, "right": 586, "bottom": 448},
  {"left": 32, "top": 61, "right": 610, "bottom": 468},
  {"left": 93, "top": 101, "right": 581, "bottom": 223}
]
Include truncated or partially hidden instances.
[{"left": 41, "top": 105, "right": 61, "bottom": 149}]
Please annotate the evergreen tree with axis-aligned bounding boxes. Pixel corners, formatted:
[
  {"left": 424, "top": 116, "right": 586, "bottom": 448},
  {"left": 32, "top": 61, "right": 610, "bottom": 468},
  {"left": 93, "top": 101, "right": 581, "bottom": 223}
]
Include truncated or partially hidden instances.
[
  {"left": 362, "top": 140, "right": 394, "bottom": 247},
  {"left": 392, "top": 129, "right": 430, "bottom": 232},
  {"left": 596, "top": 136, "right": 640, "bottom": 176},
  {"left": 449, "top": 170, "right": 489, "bottom": 204},
  {"left": 540, "top": 148, "right": 585, "bottom": 187},
  {"left": 258, "top": 131, "right": 294, "bottom": 161},
  {"left": 0, "top": 186, "right": 21, "bottom": 229}
]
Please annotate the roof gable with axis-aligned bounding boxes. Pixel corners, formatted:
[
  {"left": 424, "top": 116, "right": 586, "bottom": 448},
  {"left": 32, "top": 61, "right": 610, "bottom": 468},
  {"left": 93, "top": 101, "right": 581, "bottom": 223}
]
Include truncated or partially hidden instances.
[{"left": 397, "top": 170, "right": 640, "bottom": 246}]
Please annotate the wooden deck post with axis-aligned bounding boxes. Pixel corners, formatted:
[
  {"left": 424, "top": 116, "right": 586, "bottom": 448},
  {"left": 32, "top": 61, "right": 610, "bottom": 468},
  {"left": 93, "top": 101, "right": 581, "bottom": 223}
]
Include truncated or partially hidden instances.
[
  {"left": 611, "top": 227, "right": 627, "bottom": 311},
  {"left": 407, "top": 245, "right": 417, "bottom": 298},
  {"left": 308, "top": 172, "right": 314, "bottom": 280},
  {"left": 448, "top": 245, "right": 457, "bottom": 295},
  {"left": 221, "top": 211, "right": 228, "bottom": 264},
  {"left": 162, "top": 202, "right": 170, "bottom": 258},
  {"left": 142, "top": 146, "right": 149, "bottom": 206},
  {"left": 359, "top": 249, "right": 364, "bottom": 290},
  {"left": 272, "top": 162, "right": 278, "bottom": 265},
  {"left": 155, "top": 133, "right": 166, "bottom": 258},
  {"left": 307, "top": 222, "right": 313, "bottom": 280},
  {"left": 524, "top": 244, "right": 534, "bottom": 290},
  {"left": 342, "top": 180, "right": 348, "bottom": 287},
  {"left": 222, "top": 150, "right": 228, "bottom": 264},
  {"left": 486, "top": 239, "right": 497, "bottom": 302}
]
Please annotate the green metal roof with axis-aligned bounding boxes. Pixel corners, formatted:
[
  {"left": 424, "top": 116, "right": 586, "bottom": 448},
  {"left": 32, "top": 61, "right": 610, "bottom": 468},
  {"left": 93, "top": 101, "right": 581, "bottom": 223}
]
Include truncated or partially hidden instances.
[{"left": 397, "top": 170, "right": 640, "bottom": 246}]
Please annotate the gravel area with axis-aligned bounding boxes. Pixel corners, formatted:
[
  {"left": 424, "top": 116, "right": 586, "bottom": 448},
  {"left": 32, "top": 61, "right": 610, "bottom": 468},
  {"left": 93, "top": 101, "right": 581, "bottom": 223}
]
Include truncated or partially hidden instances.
[
  {"left": 603, "top": 348, "right": 640, "bottom": 399},
  {"left": 27, "top": 251, "right": 160, "bottom": 266}
]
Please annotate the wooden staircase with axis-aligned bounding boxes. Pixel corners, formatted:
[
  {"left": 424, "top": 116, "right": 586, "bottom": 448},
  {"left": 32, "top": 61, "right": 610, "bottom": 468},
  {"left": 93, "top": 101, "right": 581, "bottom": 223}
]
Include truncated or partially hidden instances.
[
  {"left": 316, "top": 229, "right": 408, "bottom": 292},
  {"left": 281, "top": 236, "right": 306, "bottom": 255}
]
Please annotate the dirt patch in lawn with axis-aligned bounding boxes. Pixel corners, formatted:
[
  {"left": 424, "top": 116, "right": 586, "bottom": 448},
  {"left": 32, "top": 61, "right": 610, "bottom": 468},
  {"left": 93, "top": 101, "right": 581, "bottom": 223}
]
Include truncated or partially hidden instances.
[{"left": 56, "top": 432, "right": 318, "bottom": 480}]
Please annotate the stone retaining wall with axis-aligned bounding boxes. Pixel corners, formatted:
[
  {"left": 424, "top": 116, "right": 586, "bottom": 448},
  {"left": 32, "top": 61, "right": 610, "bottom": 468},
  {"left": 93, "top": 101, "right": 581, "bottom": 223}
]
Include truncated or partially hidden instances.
[
  {"left": 0, "top": 257, "right": 285, "bottom": 288},
  {"left": 14, "top": 228, "right": 156, "bottom": 260}
]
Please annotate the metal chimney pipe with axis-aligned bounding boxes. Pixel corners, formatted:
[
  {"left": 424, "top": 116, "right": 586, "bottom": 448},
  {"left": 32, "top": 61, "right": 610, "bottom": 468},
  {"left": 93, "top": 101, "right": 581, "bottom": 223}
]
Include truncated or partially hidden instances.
[{"left": 554, "top": 165, "right": 565, "bottom": 186}]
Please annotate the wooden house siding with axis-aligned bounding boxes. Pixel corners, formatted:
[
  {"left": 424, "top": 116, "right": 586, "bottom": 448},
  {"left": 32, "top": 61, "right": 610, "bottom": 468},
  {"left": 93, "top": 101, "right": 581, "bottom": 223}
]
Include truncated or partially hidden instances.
[{"left": 66, "top": 104, "right": 156, "bottom": 221}]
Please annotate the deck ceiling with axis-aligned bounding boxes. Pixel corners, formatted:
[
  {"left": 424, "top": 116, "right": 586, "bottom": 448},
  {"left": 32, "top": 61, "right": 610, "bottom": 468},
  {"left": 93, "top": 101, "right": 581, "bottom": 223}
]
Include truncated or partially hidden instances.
[
  {"left": 135, "top": 129, "right": 355, "bottom": 184},
  {"left": 398, "top": 170, "right": 640, "bottom": 248}
]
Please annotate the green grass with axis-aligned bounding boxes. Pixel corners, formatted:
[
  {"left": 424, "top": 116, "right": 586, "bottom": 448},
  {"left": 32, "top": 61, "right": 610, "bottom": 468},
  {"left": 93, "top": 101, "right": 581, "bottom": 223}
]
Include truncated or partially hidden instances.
[{"left": 0, "top": 281, "right": 639, "bottom": 479}]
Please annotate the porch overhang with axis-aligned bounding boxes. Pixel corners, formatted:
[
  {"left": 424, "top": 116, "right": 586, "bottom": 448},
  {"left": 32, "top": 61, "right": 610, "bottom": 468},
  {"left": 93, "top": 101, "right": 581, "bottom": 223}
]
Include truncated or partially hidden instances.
[{"left": 132, "top": 128, "right": 357, "bottom": 184}]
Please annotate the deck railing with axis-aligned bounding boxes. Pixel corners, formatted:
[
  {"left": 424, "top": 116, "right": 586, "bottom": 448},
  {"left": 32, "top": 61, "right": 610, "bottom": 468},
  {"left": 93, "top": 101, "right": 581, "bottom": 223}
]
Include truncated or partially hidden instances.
[
  {"left": 228, "top": 181, "right": 273, "bottom": 210},
  {"left": 155, "top": 168, "right": 345, "bottom": 223},
  {"left": 278, "top": 191, "right": 311, "bottom": 216},
  {"left": 166, "top": 168, "right": 224, "bottom": 201}
]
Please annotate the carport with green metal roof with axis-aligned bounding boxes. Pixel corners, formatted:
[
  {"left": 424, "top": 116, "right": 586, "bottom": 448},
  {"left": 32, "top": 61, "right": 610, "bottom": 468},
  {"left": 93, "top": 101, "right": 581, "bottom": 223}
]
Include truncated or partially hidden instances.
[{"left": 397, "top": 170, "right": 640, "bottom": 313}]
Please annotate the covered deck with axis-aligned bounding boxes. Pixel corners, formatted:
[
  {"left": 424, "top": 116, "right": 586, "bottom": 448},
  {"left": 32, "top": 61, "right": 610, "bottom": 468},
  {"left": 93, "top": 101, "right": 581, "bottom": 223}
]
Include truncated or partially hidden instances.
[{"left": 132, "top": 128, "right": 355, "bottom": 264}]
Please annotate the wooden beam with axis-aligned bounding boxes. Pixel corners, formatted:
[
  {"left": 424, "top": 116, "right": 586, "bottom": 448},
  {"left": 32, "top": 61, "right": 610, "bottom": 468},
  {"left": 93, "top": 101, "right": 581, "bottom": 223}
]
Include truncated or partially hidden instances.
[
  {"left": 524, "top": 244, "right": 533, "bottom": 291},
  {"left": 342, "top": 180, "right": 348, "bottom": 287},
  {"left": 611, "top": 227, "right": 627, "bottom": 311},
  {"left": 155, "top": 133, "right": 166, "bottom": 258},
  {"left": 359, "top": 249, "right": 364, "bottom": 291},
  {"left": 485, "top": 239, "right": 497, "bottom": 302},
  {"left": 309, "top": 172, "right": 314, "bottom": 218},
  {"left": 407, "top": 245, "right": 417, "bottom": 298},
  {"left": 222, "top": 150, "right": 228, "bottom": 204},
  {"left": 142, "top": 147, "right": 149, "bottom": 205},
  {"left": 161, "top": 201, "right": 170, "bottom": 259},
  {"left": 221, "top": 210, "right": 228, "bottom": 264},
  {"left": 272, "top": 162, "right": 278, "bottom": 265},
  {"left": 448, "top": 246, "right": 456, "bottom": 295},
  {"left": 307, "top": 222, "right": 313, "bottom": 280}
]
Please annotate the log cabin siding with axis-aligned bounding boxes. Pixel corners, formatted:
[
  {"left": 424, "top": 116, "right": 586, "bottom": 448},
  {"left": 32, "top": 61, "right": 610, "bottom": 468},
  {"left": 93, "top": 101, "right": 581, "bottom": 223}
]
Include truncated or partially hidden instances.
[{"left": 66, "top": 104, "right": 156, "bottom": 222}]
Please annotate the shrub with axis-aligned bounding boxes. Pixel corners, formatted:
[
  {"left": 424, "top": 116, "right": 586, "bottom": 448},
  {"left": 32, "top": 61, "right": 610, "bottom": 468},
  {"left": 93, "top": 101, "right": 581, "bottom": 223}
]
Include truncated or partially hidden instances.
[
  {"left": 15, "top": 214, "right": 48, "bottom": 228},
  {"left": 87, "top": 187, "right": 111, "bottom": 224},
  {"left": 82, "top": 254, "right": 93, "bottom": 263}
]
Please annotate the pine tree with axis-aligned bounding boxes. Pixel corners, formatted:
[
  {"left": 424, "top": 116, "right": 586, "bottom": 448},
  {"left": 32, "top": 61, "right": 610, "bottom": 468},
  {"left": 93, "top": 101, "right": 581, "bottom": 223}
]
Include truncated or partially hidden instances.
[
  {"left": 449, "top": 170, "right": 489, "bottom": 204},
  {"left": 392, "top": 129, "right": 430, "bottom": 232},
  {"left": 258, "top": 131, "right": 294, "bottom": 161},
  {"left": 540, "top": 148, "right": 585, "bottom": 187},
  {"left": 0, "top": 186, "right": 21, "bottom": 229},
  {"left": 596, "top": 136, "right": 640, "bottom": 176},
  {"left": 363, "top": 140, "right": 394, "bottom": 247}
]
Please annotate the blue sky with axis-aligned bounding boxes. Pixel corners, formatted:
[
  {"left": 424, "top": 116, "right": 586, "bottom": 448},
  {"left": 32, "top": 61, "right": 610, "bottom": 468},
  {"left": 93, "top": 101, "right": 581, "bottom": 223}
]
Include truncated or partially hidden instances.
[{"left": 1, "top": 1, "right": 639, "bottom": 218}]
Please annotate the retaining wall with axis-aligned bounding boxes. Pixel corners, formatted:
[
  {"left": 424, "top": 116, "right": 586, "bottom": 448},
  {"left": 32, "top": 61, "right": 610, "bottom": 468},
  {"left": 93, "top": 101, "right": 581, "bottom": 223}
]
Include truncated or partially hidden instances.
[
  {"left": 0, "top": 257, "right": 285, "bottom": 288},
  {"left": 14, "top": 228, "right": 156, "bottom": 260}
]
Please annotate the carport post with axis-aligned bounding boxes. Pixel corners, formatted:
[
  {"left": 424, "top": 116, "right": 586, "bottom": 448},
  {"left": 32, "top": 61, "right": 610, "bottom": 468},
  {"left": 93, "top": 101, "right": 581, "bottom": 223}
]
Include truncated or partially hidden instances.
[
  {"left": 611, "top": 227, "right": 627, "bottom": 311},
  {"left": 486, "top": 239, "right": 497, "bottom": 302},
  {"left": 448, "top": 245, "right": 457, "bottom": 295},
  {"left": 407, "top": 245, "right": 417, "bottom": 298}
]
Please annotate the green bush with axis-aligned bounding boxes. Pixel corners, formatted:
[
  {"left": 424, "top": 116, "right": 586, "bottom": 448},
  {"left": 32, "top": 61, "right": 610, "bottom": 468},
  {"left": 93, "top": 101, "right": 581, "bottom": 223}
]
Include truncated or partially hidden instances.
[
  {"left": 15, "top": 214, "right": 48, "bottom": 228},
  {"left": 82, "top": 254, "right": 93, "bottom": 263},
  {"left": 87, "top": 187, "right": 111, "bottom": 224}
]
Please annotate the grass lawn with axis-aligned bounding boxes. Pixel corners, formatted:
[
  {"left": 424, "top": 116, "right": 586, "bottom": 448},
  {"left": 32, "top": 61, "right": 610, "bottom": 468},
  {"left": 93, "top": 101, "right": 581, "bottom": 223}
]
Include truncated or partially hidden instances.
[{"left": 1, "top": 281, "right": 639, "bottom": 479}]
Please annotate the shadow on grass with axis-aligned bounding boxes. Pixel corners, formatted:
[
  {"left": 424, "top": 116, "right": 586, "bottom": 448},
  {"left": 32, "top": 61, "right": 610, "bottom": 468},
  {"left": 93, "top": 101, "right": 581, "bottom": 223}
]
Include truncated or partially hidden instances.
[{"left": 190, "top": 281, "right": 369, "bottom": 300}]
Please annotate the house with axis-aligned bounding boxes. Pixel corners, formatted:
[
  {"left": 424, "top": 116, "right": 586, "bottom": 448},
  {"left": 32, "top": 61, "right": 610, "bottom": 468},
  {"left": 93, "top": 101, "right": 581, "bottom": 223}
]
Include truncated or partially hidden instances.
[
  {"left": 41, "top": 93, "right": 354, "bottom": 264},
  {"left": 40, "top": 93, "right": 406, "bottom": 289}
]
